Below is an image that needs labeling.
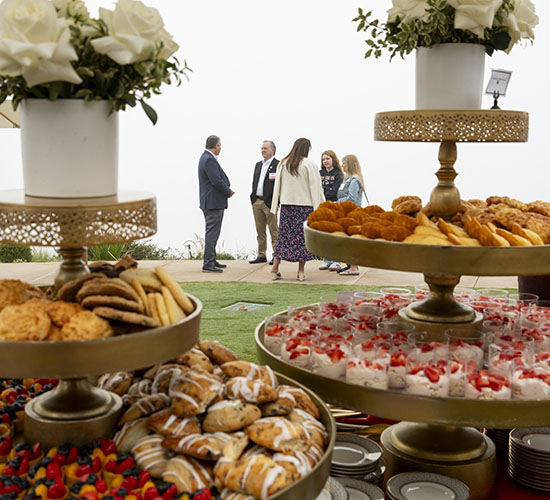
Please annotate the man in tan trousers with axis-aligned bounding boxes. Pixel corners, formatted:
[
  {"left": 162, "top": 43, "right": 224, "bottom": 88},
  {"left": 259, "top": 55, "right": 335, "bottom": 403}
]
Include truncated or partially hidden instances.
[{"left": 249, "top": 140, "right": 279, "bottom": 265}]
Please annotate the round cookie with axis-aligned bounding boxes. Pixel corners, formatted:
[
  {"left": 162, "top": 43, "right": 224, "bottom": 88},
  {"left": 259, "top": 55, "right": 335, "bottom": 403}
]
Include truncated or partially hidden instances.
[
  {"left": 60, "top": 310, "right": 114, "bottom": 340},
  {"left": 92, "top": 306, "right": 159, "bottom": 328},
  {"left": 56, "top": 273, "right": 106, "bottom": 302},
  {"left": 81, "top": 295, "right": 144, "bottom": 313},
  {"left": 0, "top": 302, "right": 51, "bottom": 341}
]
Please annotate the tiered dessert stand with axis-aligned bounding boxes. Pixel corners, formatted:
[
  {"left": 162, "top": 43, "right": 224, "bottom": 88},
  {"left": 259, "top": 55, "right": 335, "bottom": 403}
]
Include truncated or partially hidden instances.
[
  {"left": 0, "top": 190, "right": 202, "bottom": 448},
  {"left": 256, "top": 110, "right": 550, "bottom": 500}
]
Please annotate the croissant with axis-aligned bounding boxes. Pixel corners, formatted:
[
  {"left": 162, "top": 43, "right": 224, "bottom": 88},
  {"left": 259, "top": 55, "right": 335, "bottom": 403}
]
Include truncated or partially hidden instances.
[
  {"left": 162, "top": 433, "right": 221, "bottom": 461},
  {"left": 276, "top": 386, "right": 319, "bottom": 419},
  {"left": 245, "top": 417, "right": 310, "bottom": 452},
  {"left": 221, "top": 361, "right": 277, "bottom": 388},
  {"left": 146, "top": 409, "right": 201, "bottom": 436},
  {"left": 169, "top": 369, "right": 224, "bottom": 417},
  {"left": 202, "top": 400, "right": 261, "bottom": 433},
  {"left": 118, "top": 393, "right": 170, "bottom": 425},
  {"left": 272, "top": 451, "right": 312, "bottom": 480},
  {"left": 96, "top": 372, "right": 133, "bottom": 395},
  {"left": 131, "top": 434, "right": 170, "bottom": 478},
  {"left": 176, "top": 347, "right": 214, "bottom": 372},
  {"left": 163, "top": 456, "right": 213, "bottom": 493},
  {"left": 288, "top": 408, "right": 327, "bottom": 448},
  {"left": 225, "top": 377, "right": 278, "bottom": 404},
  {"left": 198, "top": 340, "right": 240, "bottom": 365},
  {"left": 223, "top": 455, "right": 292, "bottom": 499}
]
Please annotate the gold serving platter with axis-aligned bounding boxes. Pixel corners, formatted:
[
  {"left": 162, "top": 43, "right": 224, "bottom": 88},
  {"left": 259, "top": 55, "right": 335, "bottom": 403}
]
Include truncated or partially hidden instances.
[
  {"left": 0, "top": 294, "right": 202, "bottom": 379},
  {"left": 268, "top": 372, "right": 335, "bottom": 500},
  {"left": 256, "top": 317, "right": 550, "bottom": 429},
  {"left": 305, "top": 224, "right": 550, "bottom": 276}
]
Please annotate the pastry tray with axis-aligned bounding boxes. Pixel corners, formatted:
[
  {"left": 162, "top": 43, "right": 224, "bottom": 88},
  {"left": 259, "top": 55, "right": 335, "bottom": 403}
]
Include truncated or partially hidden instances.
[
  {"left": 256, "top": 316, "right": 550, "bottom": 430},
  {"left": 305, "top": 224, "right": 550, "bottom": 276},
  {"left": 0, "top": 295, "right": 202, "bottom": 378}
]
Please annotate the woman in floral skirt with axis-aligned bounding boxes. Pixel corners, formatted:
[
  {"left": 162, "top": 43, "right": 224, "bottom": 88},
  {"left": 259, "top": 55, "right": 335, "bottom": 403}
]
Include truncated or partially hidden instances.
[{"left": 270, "top": 138, "right": 324, "bottom": 281}]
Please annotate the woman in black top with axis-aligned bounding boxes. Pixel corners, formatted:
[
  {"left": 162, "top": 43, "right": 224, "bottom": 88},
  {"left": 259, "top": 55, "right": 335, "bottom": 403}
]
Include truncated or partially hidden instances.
[{"left": 319, "top": 150, "right": 344, "bottom": 270}]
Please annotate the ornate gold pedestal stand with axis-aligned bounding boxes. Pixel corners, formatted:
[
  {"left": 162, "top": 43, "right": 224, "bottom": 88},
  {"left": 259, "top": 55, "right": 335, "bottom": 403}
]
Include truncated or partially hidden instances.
[{"left": 0, "top": 190, "right": 202, "bottom": 448}]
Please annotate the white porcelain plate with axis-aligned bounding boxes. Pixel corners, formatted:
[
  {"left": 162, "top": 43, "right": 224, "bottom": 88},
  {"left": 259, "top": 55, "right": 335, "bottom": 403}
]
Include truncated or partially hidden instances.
[
  {"left": 400, "top": 481, "right": 457, "bottom": 500},
  {"left": 332, "top": 434, "right": 382, "bottom": 468},
  {"left": 522, "top": 433, "right": 550, "bottom": 452},
  {"left": 386, "top": 472, "right": 470, "bottom": 500},
  {"left": 314, "top": 477, "right": 349, "bottom": 500},
  {"left": 335, "top": 478, "right": 384, "bottom": 500}
]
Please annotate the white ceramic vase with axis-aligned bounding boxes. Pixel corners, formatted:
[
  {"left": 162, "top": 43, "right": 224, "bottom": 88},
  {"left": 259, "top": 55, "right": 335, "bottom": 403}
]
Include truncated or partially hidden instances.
[
  {"left": 20, "top": 99, "right": 119, "bottom": 198},
  {"left": 415, "top": 43, "right": 486, "bottom": 109}
]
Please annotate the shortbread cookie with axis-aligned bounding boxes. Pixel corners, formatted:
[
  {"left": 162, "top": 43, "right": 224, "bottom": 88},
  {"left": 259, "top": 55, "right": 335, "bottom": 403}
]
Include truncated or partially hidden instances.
[
  {"left": 132, "top": 434, "right": 170, "bottom": 478},
  {"left": 202, "top": 400, "right": 261, "bottom": 433},
  {"left": 245, "top": 417, "right": 311, "bottom": 452},
  {"left": 60, "top": 310, "right": 114, "bottom": 340},
  {"left": 93, "top": 306, "right": 159, "bottom": 328},
  {"left": 161, "top": 286, "right": 186, "bottom": 323},
  {"left": 155, "top": 266, "right": 195, "bottom": 314},
  {"left": 120, "top": 268, "right": 163, "bottom": 292}
]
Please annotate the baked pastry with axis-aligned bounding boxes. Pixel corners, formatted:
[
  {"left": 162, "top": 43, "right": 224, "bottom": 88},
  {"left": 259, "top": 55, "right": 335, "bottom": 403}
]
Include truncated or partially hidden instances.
[
  {"left": 127, "top": 378, "right": 153, "bottom": 396},
  {"left": 170, "top": 369, "right": 224, "bottom": 417},
  {"left": 81, "top": 295, "right": 144, "bottom": 313},
  {"left": 132, "top": 434, "right": 170, "bottom": 478},
  {"left": 260, "top": 388, "right": 295, "bottom": 417},
  {"left": 288, "top": 408, "right": 327, "bottom": 447},
  {"left": 162, "top": 456, "right": 213, "bottom": 493},
  {"left": 213, "top": 456, "right": 235, "bottom": 491},
  {"left": 276, "top": 386, "right": 319, "bottom": 419},
  {"left": 113, "top": 418, "right": 150, "bottom": 453},
  {"left": 151, "top": 365, "right": 188, "bottom": 394},
  {"left": 241, "top": 444, "right": 272, "bottom": 459},
  {"left": 199, "top": 340, "right": 240, "bottom": 365},
  {"left": 146, "top": 409, "right": 201, "bottom": 436},
  {"left": 92, "top": 306, "right": 159, "bottom": 328},
  {"left": 175, "top": 348, "right": 214, "bottom": 373},
  {"left": 162, "top": 433, "right": 221, "bottom": 461},
  {"left": 96, "top": 372, "right": 134, "bottom": 396},
  {"left": 272, "top": 451, "right": 312, "bottom": 480},
  {"left": 44, "top": 300, "right": 85, "bottom": 327},
  {"left": 118, "top": 393, "right": 170, "bottom": 425},
  {"left": 225, "top": 377, "right": 278, "bottom": 404},
  {"left": 56, "top": 273, "right": 106, "bottom": 302},
  {"left": 304, "top": 441, "right": 324, "bottom": 467},
  {"left": 223, "top": 455, "right": 292, "bottom": 499},
  {"left": 119, "top": 268, "right": 163, "bottom": 292},
  {"left": 60, "top": 310, "right": 114, "bottom": 340},
  {"left": 220, "top": 488, "right": 255, "bottom": 500},
  {"left": 76, "top": 277, "right": 141, "bottom": 303},
  {"left": 0, "top": 302, "right": 51, "bottom": 341},
  {"left": 211, "top": 432, "right": 249, "bottom": 460},
  {"left": 245, "top": 417, "right": 310, "bottom": 452},
  {"left": 221, "top": 361, "right": 277, "bottom": 387},
  {"left": 202, "top": 400, "right": 261, "bottom": 433}
]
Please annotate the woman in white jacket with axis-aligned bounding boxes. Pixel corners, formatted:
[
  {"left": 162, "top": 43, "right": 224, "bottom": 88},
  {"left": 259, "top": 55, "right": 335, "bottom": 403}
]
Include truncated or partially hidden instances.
[{"left": 270, "top": 138, "right": 324, "bottom": 281}]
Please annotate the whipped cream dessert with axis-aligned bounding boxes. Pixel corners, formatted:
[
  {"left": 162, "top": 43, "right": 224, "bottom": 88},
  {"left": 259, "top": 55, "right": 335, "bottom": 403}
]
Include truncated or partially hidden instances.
[
  {"left": 465, "top": 371, "right": 511, "bottom": 400},
  {"left": 281, "top": 337, "right": 312, "bottom": 369},
  {"left": 346, "top": 358, "right": 388, "bottom": 389},
  {"left": 410, "top": 342, "right": 448, "bottom": 364},
  {"left": 449, "top": 360, "right": 467, "bottom": 397},
  {"left": 449, "top": 341, "right": 484, "bottom": 366},
  {"left": 512, "top": 368, "right": 550, "bottom": 400},
  {"left": 388, "top": 351, "right": 407, "bottom": 389},
  {"left": 405, "top": 362, "right": 449, "bottom": 397},
  {"left": 311, "top": 346, "right": 349, "bottom": 380}
]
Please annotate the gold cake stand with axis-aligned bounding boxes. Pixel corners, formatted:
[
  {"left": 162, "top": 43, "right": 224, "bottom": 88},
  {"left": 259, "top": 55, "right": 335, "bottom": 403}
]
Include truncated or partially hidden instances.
[{"left": 0, "top": 190, "right": 157, "bottom": 289}]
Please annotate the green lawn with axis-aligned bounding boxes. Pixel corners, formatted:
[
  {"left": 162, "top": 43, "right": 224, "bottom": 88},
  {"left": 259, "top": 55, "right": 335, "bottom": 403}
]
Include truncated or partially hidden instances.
[{"left": 180, "top": 281, "right": 380, "bottom": 362}]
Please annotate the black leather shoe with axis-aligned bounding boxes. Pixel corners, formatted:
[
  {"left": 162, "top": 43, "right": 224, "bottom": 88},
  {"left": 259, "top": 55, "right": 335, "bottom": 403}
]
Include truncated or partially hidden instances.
[
  {"left": 249, "top": 257, "right": 267, "bottom": 264},
  {"left": 202, "top": 265, "right": 223, "bottom": 273},
  {"left": 215, "top": 261, "right": 227, "bottom": 268},
  {"left": 269, "top": 259, "right": 274, "bottom": 266}
]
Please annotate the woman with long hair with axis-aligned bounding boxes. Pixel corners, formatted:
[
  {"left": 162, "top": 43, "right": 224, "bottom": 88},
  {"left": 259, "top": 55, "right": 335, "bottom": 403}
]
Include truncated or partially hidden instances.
[
  {"left": 337, "top": 154, "right": 365, "bottom": 276},
  {"left": 319, "top": 150, "right": 344, "bottom": 271},
  {"left": 270, "top": 138, "right": 324, "bottom": 281}
]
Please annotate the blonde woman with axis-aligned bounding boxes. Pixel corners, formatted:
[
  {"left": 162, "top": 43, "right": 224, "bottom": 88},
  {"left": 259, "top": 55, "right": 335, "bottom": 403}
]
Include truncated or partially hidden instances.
[{"left": 337, "top": 154, "right": 365, "bottom": 276}]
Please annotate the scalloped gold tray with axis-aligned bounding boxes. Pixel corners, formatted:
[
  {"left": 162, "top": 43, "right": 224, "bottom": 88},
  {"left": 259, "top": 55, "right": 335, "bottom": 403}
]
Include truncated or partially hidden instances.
[
  {"left": 0, "top": 295, "right": 202, "bottom": 379},
  {"left": 305, "top": 224, "right": 550, "bottom": 276},
  {"left": 256, "top": 316, "right": 550, "bottom": 429}
]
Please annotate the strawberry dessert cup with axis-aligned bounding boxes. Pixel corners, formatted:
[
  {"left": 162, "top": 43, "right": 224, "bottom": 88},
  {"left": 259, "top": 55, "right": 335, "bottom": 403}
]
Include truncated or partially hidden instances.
[{"left": 465, "top": 370, "right": 511, "bottom": 400}]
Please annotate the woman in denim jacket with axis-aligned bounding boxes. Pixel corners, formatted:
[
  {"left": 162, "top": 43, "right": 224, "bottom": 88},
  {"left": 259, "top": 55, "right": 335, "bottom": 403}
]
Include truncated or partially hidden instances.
[{"left": 337, "top": 154, "right": 365, "bottom": 276}]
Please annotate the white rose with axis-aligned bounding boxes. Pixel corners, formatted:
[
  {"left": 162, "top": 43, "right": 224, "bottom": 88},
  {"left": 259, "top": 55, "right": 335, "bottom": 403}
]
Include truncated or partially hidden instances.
[
  {"left": 91, "top": 0, "right": 174, "bottom": 65},
  {"left": 0, "top": 0, "right": 82, "bottom": 86},
  {"left": 387, "top": 0, "right": 431, "bottom": 24},
  {"left": 52, "top": 0, "right": 90, "bottom": 21},
  {"left": 446, "top": 0, "right": 504, "bottom": 39},
  {"left": 157, "top": 28, "right": 179, "bottom": 60},
  {"left": 504, "top": 0, "right": 538, "bottom": 52}
]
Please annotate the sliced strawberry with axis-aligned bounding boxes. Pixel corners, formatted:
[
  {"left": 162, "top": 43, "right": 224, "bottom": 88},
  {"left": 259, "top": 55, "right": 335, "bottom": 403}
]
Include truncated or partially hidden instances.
[
  {"left": 47, "top": 482, "right": 66, "bottom": 499},
  {"left": 424, "top": 365, "right": 440, "bottom": 383},
  {"left": 144, "top": 487, "right": 159, "bottom": 500}
]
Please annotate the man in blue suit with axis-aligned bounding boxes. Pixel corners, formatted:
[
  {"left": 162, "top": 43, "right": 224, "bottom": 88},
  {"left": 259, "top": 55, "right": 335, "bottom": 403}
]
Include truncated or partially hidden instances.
[{"left": 198, "top": 135, "right": 234, "bottom": 272}]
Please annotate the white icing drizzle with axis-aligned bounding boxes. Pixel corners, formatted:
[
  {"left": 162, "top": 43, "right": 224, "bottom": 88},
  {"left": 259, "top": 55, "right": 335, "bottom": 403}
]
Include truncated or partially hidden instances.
[
  {"left": 260, "top": 460, "right": 286, "bottom": 499},
  {"left": 227, "top": 377, "right": 263, "bottom": 403},
  {"left": 305, "top": 442, "right": 323, "bottom": 464},
  {"left": 128, "top": 379, "right": 152, "bottom": 395},
  {"left": 242, "top": 444, "right": 269, "bottom": 458},
  {"left": 113, "top": 417, "right": 146, "bottom": 446},
  {"left": 175, "top": 433, "right": 218, "bottom": 456},
  {"left": 264, "top": 365, "right": 278, "bottom": 388},
  {"left": 272, "top": 452, "right": 311, "bottom": 478},
  {"left": 207, "top": 399, "right": 241, "bottom": 412},
  {"left": 134, "top": 393, "right": 169, "bottom": 415},
  {"left": 169, "top": 390, "right": 200, "bottom": 408},
  {"left": 132, "top": 435, "right": 167, "bottom": 471},
  {"left": 152, "top": 367, "right": 184, "bottom": 394},
  {"left": 166, "top": 456, "right": 208, "bottom": 490},
  {"left": 257, "top": 417, "right": 302, "bottom": 449}
]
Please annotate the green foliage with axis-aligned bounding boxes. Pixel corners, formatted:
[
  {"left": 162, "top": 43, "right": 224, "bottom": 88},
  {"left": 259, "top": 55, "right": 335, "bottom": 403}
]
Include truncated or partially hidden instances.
[
  {"left": 31, "top": 248, "right": 62, "bottom": 262},
  {"left": 0, "top": 19, "right": 190, "bottom": 124},
  {"left": 0, "top": 244, "right": 33, "bottom": 263},
  {"left": 353, "top": 0, "right": 514, "bottom": 60},
  {"left": 88, "top": 243, "right": 129, "bottom": 261},
  {"left": 125, "top": 240, "right": 176, "bottom": 261}
]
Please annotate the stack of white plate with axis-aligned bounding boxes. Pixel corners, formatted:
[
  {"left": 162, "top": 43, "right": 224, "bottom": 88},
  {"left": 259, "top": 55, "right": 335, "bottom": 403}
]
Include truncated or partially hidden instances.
[
  {"left": 484, "top": 428, "right": 511, "bottom": 456},
  {"left": 335, "top": 478, "right": 384, "bottom": 500},
  {"left": 386, "top": 472, "right": 470, "bottom": 500},
  {"left": 315, "top": 477, "right": 348, "bottom": 500},
  {"left": 509, "top": 427, "right": 550, "bottom": 491},
  {"left": 330, "top": 433, "right": 384, "bottom": 485}
]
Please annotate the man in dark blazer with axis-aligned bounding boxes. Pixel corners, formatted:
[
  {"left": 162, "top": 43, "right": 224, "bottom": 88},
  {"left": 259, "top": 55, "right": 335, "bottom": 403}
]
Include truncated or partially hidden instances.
[
  {"left": 198, "top": 135, "right": 234, "bottom": 272},
  {"left": 249, "top": 140, "right": 279, "bottom": 265}
]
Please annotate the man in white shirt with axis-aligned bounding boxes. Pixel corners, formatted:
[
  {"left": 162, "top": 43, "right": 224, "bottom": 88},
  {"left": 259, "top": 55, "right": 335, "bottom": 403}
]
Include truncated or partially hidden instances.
[{"left": 249, "top": 140, "right": 279, "bottom": 265}]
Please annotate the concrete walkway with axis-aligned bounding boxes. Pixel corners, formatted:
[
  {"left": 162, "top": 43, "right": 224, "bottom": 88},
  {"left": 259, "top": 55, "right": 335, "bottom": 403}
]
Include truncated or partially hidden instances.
[{"left": 0, "top": 260, "right": 519, "bottom": 289}]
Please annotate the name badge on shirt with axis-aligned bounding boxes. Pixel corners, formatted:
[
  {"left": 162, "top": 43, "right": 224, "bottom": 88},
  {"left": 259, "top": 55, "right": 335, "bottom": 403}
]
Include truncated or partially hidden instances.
[
  {"left": 338, "top": 183, "right": 345, "bottom": 190},
  {"left": 269, "top": 172, "right": 276, "bottom": 180}
]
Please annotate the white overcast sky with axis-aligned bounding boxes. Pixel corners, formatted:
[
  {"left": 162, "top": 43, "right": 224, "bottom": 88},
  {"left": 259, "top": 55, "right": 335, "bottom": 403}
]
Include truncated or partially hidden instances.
[{"left": 2, "top": 1, "right": 549, "bottom": 256}]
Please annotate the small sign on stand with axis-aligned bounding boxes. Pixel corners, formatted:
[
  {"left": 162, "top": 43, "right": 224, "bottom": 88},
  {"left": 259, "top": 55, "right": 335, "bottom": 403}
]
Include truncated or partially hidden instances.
[{"left": 485, "top": 69, "right": 512, "bottom": 109}]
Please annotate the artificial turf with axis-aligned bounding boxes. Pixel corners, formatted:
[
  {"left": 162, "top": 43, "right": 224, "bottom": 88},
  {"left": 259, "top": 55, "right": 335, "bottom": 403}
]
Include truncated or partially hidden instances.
[{"left": 179, "top": 281, "right": 380, "bottom": 362}]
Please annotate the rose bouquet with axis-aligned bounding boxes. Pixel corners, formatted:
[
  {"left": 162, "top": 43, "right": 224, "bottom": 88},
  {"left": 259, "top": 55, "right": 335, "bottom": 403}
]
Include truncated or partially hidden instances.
[
  {"left": 354, "top": 0, "right": 538, "bottom": 60},
  {"left": 0, "top": 0, "right": 189, "bottom": 124}
]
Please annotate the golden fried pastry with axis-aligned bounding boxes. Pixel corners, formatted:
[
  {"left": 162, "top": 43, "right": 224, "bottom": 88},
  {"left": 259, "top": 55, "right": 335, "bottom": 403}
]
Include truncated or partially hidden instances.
[
  {"left": 486, "top": 196, "right": 528, "bottom": 211},
  {"left": 416, "top": 212, "right": 440, "bottom": 230},
  {"left": 163, "top": 456, "right": 213, "bottom": 493},
  {"left": 162, "top": 434, "right": 221, "bottom": 461},
  {"left": 245, "top": 417, "right": 310, "bottom": 452},
  {"left": 199, "top": 340, "right": 240, "bottom": 365},
  {"left": 511, "top": 223, "right": 544, "bottom": 245},
  {"left": 132, "top": 434, "right": 170, "bottom": 478},
  {"left": 119, "top": 268, "right": 163, "bottom": 292},
  {"left": 271, "top": 451, "right": 312, "bottom": 481},
  {"left": 276, "top": 386, "right": 319, "bottom": 418},
  {"left": 393, "top": 198, "right": 422, "bottom": 215},
  {"left": 176, "top": 347, "right": 214, "bottom": 372},
  {"left": 438, "top": 218, "right": 469, "bottom": 239},
  {"left": 338, "top": 201, "right": 359, "bottom": 214},
  {"left": 118, "top": 393, "right": 170, "bottom": 425},
  {"left": 202, "top": 400, "right": 262, "bottom": 433},
  {"left": 45, "top": 300, "right": 85, "bottom": 327},
  {"left": 394, "top": 214, "right": 417, "bottom": 232},
  {"left": 525, "top": 213, "right": 550, "bottom": 244},
  {"left": 363, "top": 205, "right": 385, "bottom": 215},
  {"left": 307, "top": 208, "right": 339, "bottom": 224},
  {"left": 97, "top": 372, "right": 134, "bottom": 395},
  {"left": 351, "top": 234, "right": 368, "bottom": 239},
  {"left": 223, "top": 455, "right": 292, "bottom": 498},
  {"left": 495, "top": 228, "right": 532, "bottom": 246},
  {"left": 92, "top": 306, "right": 159, "bottom": 328},
  {"left": 308, "top": 221, "right": 344, "bottom": 233},
  {"left": 147, "top": 409, "right": 200, "bottom": 436},
  {"left": 0, "top": 301, "right": 51, "bottom": 341},
  {"left": 392, "top": 195, "right": 422, "bottom": 210},
  {"left": 347, "top": 224, "right": 363, "bottom": 236},
  {"left": 60, "top": 310, "right": 114, "bottom": 340},
  {"left": 360, "top": 222, "right": 382, "bottom": 239},
  {"left": 527, "top": 201, "right": 550, "bottom": 218},
  {"left": 380, "top": 225, "right": 411, "bottom": 242},
  {"left": 226, "top": 377, "right": 278, "bottom": 404},
  {"left": 447, "top": 234, "right": 482, "bottom": 246},
  {"left": 347, "top": 208, "right": 368, "bottom": 224},
  {"left": 221, "top": 361, "right": 277, "bottom": 387},
  {"left": 170, "top": 369, "right": 225, "bottom": 417},
  {"left": 337, "top": 217, "right": 359, "bottom": 232},
  {"left": 379, "top": 211, "right": 397, "bottom": 222},
  {"left": 403, "top": 234, "right": 451, "bottom": 245}
]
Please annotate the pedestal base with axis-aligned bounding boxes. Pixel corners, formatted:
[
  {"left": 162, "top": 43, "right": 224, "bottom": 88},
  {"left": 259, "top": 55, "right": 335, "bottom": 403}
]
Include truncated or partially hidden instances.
[
  {"left": 24, "top": 392, "right": 123, "bottom": 449},
  {"left": 398, "top": 308, "right": 483, "bottom": 336},
  {"left": 381, "top": 423, "right": 497, "bottom": 500}
]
